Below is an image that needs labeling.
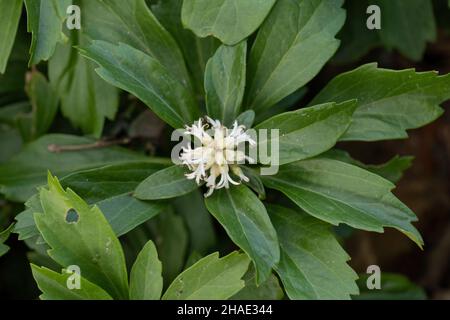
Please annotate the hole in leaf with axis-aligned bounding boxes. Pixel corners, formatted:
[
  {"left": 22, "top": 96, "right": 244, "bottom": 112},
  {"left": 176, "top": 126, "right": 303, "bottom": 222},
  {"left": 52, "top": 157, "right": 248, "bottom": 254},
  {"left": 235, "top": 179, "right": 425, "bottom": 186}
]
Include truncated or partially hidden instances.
[{"left": 65, "top": 208, "right": 79, "bottom": 224}]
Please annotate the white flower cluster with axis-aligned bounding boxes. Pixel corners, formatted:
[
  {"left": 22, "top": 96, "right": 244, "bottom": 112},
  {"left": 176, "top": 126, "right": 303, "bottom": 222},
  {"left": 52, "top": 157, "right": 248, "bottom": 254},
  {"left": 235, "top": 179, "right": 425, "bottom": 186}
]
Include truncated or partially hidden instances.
[{"left": 180, "top": 117, "right": 256, "bottom": 197}]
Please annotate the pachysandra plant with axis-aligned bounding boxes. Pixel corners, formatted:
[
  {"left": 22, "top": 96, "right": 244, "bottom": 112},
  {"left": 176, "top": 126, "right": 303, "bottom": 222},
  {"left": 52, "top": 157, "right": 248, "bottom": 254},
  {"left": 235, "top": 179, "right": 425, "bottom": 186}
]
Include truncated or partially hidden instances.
[{"left": 0, "top": 0, "right": 449, "bottom": 300}]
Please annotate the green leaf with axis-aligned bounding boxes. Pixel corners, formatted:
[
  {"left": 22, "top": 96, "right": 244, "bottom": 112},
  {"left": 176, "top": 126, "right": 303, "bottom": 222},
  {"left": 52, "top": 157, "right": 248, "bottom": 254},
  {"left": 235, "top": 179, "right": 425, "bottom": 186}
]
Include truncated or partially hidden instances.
[
  {"left": 49, "top": 31, "right": 118, "bottom": 138},
  {"left": 239, "top": 166, "right": 266, "bottom": 200},
  {"left": 24, "top": 0, "right": 71, "bottom": 65},
  {"left": 25, "top": 236, "right": 59, "bottom": 270},
  {"left": 17, "top": 71, "right": 58, "bottom": 141},
  {"left": 205, "top": 185, "right": 279, "bottom": 284},
  {"left": 14, "top": 201, "right": 41, "bottom": 241},
  {"left": 236, "top": 110, "right": 255, "bottom": 129},
  {"left": 98, "top": 195, "right": 166, "bottom": 237},
  {"left": 255, "top": 101, "right": 357, "bottom": 165},
  {"left": 334, "top": 0, "right": 380, "bottom": 64},
  {"left": 254, "top": 87, "right": 308, "bottom": 124},
  {"left": 15, "top": 161, "right": 169, "bottom": 241},
  {"left": 205, "top": 42, "right": 247, "bottom": 126},
  {"left": 152, "top": 0, "right": 220, "bottom": 95},
  {"left": 82, "top": 0, "right": 193, "bottom": 90},
  {"left": 355, "top": 273, "right": 426, "bottom": 300},
  {"left": 0, "top": 134, "right": 146, "bottom": 202},
  {"left": 310, "top": 63, "right": 450, "bottom": 141},
  {"left": 0, "top": 102, "right": 30, "bottom": 124},
  {"left": 135, "top": 165, "right": 198, "bottom": 200},
  {"left": 231, "top": 266, "right": 284, "bottom": 300},
  {"left": 434, "top": 0, "right": 450, "bottom": 31},
  {"left": 0, "top": 243, "right": 9, "bottom": 258},
  {"left": 0, "top": 0, "right": 23, "bottom": 74},
  {"left": 245, "top": 0, "right": 346, "bottom": 113},
  {"left": 52, "top": 0, "right": 192, "bottom": 136},
  {"left": 0, "top": 224, "right": 14, "bottom": 243},
  {"left": 146, "top": 210, "right": 188, "bottom": 285},
  {"left": 184, "top": 251, "right": 203, "bottom": 269},
  {"left": 376, "top": 0, "right": 436, "bottom": 61},
  {"left": 79, "top": 41, "right": 199, "bottom": 129},
  {"left": 34, "top": 174, "right": 129, "bottom": 299},
  {"left": 129, "top": 240, "right": 163, "bottom": 300},
  {"left": 60, "top": 161, "right": 169, "bottom": 203},
  {"left": 262, "top": 157, "right": 423, "bottom": 247},
  {"left": 324, "top": 149, "right": 413, "bottom": 183},
  {"left": 336, "top": 0, "right": 436, "bottom": 63},
  {"left": 181, "top": 0, "right": 276, "bottom": 45},
  {"left": 0, "top": 30, "right": 28, "bottom": 97},
  {"left": 0, "top": 126, "right": 22, "bottom": 164},
  {"left": 31, "top": 265, "right": 113, "bottom": 300},
  {"left": 174, "top": 190, "right": 217, "bottom": 254},
  {"left": 62, "top": 162, "right": 169, "bottom": 237},
  {"left": 162, "top": 252, "right": 250, "bottom": 300},
  {"left": 268, "top": 205, "right": 359, "bottom": 300}
]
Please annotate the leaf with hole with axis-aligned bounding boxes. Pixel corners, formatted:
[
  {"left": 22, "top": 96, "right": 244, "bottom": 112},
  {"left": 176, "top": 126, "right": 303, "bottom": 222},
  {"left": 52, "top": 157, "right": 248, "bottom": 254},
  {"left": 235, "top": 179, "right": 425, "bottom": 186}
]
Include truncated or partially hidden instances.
[{"left": 14, "top": 161, "right": 169, "bottom": 242}]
